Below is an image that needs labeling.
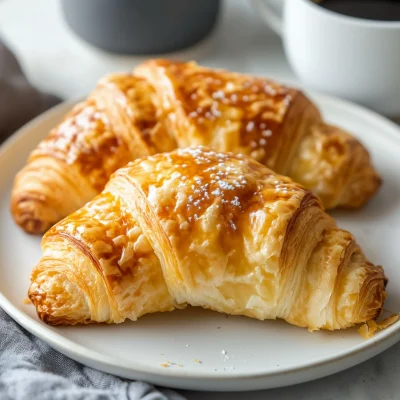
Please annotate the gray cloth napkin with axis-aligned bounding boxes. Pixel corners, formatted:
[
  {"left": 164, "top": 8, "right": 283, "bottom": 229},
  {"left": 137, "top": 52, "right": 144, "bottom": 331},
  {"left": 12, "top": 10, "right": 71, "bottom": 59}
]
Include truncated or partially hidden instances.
[
  {"left": 0, "top": 40, "right": 186, "bottom": 400},
  {"left": 0, "top": 40, "right": 60, "bottom": 143},
  {"left": 0, "top": 309, "right": 185, "bottom": 400}
]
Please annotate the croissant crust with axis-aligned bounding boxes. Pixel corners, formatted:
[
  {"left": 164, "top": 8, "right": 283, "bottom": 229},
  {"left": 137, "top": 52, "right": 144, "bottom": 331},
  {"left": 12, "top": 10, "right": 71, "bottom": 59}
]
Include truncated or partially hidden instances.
[
  {"left": 12, "top": 60, "right": 381, "bottom": 234},
  {"left": 29, "top": 148, "right": 386, "bottom": 331}
]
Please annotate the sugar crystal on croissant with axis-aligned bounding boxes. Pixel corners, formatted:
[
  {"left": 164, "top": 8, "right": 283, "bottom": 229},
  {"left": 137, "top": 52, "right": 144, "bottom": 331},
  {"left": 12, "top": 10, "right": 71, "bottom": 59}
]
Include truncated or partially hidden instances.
[{"left": 28, "top": 147, "right": 386, "bottom": 331}]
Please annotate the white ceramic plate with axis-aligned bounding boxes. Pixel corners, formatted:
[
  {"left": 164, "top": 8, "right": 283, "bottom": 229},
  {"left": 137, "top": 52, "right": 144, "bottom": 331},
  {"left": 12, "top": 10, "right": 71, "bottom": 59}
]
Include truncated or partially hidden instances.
[{"left": 1, "top": 94, "right": 400, "bottom": 392}]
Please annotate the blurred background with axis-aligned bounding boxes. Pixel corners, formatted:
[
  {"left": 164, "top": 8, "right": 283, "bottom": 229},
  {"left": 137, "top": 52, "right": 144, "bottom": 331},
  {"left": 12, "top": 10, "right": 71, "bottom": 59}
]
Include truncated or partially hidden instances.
[
  {"left": 2, "top": 0, "right": 398, "bottom": 115},
  {"left": 0, "top": 0, "right": 294, "bottom": 100}
]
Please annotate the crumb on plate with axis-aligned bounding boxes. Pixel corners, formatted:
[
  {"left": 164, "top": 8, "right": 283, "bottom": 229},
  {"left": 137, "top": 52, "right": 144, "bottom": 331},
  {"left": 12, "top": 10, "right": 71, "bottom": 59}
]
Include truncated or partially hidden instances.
[
  {"left": 358, "top": 315, "right": 399, "bottom": 339},
  {"left": 160, "top": 360, "right": 171, "bottom": 368}
]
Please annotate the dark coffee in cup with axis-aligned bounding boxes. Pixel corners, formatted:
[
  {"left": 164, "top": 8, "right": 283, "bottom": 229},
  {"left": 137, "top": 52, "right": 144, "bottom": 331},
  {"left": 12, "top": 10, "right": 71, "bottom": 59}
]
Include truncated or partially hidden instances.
[{"left": 316, "top": 0, "right": 400, "bottom": 21}]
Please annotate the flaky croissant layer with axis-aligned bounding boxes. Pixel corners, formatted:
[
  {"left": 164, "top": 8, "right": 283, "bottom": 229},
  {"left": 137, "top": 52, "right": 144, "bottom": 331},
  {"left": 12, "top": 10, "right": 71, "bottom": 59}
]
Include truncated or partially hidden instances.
[
  {"left": 12, "top": 60, "right": 380, "bottom": 234},
  {"left": 29, "top": 148, "right": 386, "bottom": 331}
]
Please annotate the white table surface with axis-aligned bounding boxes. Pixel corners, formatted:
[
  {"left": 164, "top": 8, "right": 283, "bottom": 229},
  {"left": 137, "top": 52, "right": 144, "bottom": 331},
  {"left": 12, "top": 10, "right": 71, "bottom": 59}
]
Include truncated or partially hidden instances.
[{"left": 0, "top": 1, "right": 399, "bottom": 399}]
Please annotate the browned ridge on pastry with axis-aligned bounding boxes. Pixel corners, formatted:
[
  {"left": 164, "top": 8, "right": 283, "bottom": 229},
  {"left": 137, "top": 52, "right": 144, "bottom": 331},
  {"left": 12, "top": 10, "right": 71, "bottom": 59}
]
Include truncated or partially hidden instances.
[
  {"left": 11, "top": 74, "right": 176, "bottom": 234},
  {"left": 29, "top": 148, "right": 386, "bottom": 330},
  {"left": 11, "top": 60, "right": 381, "bottom": 234}
]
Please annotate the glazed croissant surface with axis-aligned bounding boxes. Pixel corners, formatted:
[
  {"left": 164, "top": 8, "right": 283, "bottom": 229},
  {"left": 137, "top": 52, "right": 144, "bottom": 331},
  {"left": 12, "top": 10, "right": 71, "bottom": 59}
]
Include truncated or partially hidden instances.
[
  {"left": 12, "top": 60, "right": 381, "bottom": 234},
  {"left": 29, "top": 148, "right": 386, "bottom": 331},
  {"left": 11, "top": 74, "right": 177, "bottom": 234}
]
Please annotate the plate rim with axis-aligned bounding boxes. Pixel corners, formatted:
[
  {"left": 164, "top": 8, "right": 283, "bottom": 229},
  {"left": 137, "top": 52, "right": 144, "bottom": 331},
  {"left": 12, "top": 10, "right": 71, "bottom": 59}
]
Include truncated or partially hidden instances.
[{"left": 1, "top": 91, "right": 400, "bottom": 386}]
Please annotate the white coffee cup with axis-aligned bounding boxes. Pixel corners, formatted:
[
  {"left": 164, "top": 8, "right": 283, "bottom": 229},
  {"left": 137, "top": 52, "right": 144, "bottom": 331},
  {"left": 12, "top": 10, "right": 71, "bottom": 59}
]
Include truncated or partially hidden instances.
[{"left": 253, "top": 0, "right": 400, "bottom": 116}]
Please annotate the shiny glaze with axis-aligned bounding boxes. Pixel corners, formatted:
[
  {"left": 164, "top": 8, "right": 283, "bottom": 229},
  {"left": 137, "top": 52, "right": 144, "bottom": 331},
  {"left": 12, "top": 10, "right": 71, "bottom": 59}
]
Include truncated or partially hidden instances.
[
  {"left": 96, "top": 74, "right": 177, "bottom": 154},
  {"left": 32, "top": 100, "right": 132, "bottom": 192},
  {"left": 153, "top": 60, "right": 298, "bottom": 165},
  {"left": 30, "top": 75, "right": 166, "bottom": 192},
  {"left": 49, "top": 192, "right": 144, "bottom": 280},
  {"left": 122, "top": 147, "right": 305, "bottom": 234}
]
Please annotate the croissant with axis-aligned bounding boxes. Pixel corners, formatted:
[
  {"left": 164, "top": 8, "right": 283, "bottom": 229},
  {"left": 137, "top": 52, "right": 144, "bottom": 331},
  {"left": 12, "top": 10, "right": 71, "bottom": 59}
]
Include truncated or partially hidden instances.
[
  {"left": 10, "top": 74, "right": 177, "bottom": 234},
  {"left": 134, "top": 60, "right": 381, "bottom": 210},
  {"left": 12, "top": 60, "right": 381, "bottom": 234},
  {"left": 29, "top": 148, "right": 386, "bottom": 331}
]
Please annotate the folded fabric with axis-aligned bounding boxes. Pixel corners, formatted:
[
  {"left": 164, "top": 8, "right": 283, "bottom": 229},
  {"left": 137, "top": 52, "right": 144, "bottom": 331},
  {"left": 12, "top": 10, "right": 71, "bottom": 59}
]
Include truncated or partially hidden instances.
[
  {"left": 0, "top": 308, "right": 186, "bottom": 400},
  {"left": 0, "top": 40, "right": 60, "bottom": 144}
]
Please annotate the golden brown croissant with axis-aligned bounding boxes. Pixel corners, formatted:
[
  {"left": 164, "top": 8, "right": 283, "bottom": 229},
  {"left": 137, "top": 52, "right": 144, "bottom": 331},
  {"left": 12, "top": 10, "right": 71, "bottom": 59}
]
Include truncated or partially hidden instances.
[
  {"left": 10, "top": 74, "right": 177, "bottom": 234},
  {"left": 135, "top": 60, "right": 381, "bottom": 209},
  {"left": 29, "top": 148, "right": 386, "bottom": 331},
  {"left": 12, "top": 60, "right": 380, "bottom": 234}
]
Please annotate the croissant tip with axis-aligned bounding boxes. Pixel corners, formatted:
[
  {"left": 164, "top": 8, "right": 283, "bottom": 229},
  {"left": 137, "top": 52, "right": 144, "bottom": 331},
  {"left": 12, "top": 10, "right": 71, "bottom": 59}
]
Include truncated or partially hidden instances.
[
  {"left": 12, "top": 211, "right": 51, "bottom": 234},
  {"left": 358, "top": 268, "right": 388, "bottom": 325},
  {"left": 10, "top": 194, "right": 54, "bottom": 234},
  {"left": 28, "top": 289, "right": 93, "bottom": 326},
  {"left": 17, "top": 216, "right": 49, "bottom": 235},
  {"left": 337, "top": 171, "right": 382, "bottom": 210}
]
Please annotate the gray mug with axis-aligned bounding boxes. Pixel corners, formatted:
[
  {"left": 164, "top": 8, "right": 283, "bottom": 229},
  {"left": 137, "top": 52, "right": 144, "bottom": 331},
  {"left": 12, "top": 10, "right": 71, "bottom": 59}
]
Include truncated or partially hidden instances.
[{"left": 61, "top": 0, "right": 221, "bottom": 55}]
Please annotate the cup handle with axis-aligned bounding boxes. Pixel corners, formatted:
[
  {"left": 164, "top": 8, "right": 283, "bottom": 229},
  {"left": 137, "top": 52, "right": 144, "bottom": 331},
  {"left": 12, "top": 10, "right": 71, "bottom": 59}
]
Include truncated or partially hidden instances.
[{"left": 251, "top": 0, "right": 283, "bottom": 36}]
